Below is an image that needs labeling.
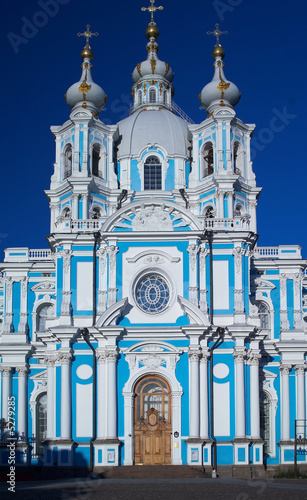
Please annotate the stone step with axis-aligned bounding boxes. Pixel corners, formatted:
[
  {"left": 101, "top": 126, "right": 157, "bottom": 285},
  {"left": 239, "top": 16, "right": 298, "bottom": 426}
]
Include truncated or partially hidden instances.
[{"left": 102, "top": 465, "right": 209, "bottom": 479}]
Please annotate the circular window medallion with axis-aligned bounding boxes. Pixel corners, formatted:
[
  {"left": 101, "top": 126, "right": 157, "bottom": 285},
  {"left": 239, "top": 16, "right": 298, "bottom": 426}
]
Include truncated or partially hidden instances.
[{"left": 135, "top": 274, "right": 170, "bottom": 314}]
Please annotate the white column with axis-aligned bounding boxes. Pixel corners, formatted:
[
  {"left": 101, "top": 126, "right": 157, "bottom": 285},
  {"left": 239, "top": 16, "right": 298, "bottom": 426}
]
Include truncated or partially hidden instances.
[
  {"left": 45, "top": 356, "right": 56, "bottom": 439},
  {"left": 106, "top": 351, "right": 118, "bottom": 439},
  {"left": 227, "top": 191, "right": 234, "bottom": 219},
  {"left": 81, "top": 124, "right": 88, "bottom": 173},
  {"left": 123, "top": 392, "right": 134, "bottom": 465},
  {"left": 279, "top": 274, "right": 289, "bottom": 330},
  {"left": 0, "top": 367, "right": 12, "bottom": 422},
  {"left": 295, "top": 365, "right": 305, "bottom": 422},
  {"left": 60, "top": 352, "right": 72, "bottom": 439},
  {"left": 72, "top": 194, "right": 79, "bottom": 220},
  {"left": 3, "top": 278, "right": 13, "bottom": 334},
  {"left": 60, "top": 249, "right": 72, "bottom": 325},
  {"left": 73, "top": 124, "right": 80, "bottom": 174},
  {"left": 16, "top": 367, "right": 28, "bottom": 440},
  {"left": 249, "top": 354, "right": 261, "bottom": 439},
  {"left": 216, "top": 191, "right": 224, "bottom": 218},
  {"left": 189, "top": 350, "right": 200, "bottom": 438},
  {"left": 200, "top": 353, "right": 209, "bottom": 439},
  {"left": 233, "top": 351, "right": 246, "bottom": 438},
  {"left": 82, "top": 193, "right": 88, "bottom": 220},
  {"left": 280, "top": 364, "right": 291, "bottom": 441},
  {"left": 199, "top": 245, "right": 208, "bottom": 313},
  {"left": 97, "top": 353, "right": 107, "bottom": 439},
  {"left": 18, "top": 277, "right": 28, "bottom": 334}
]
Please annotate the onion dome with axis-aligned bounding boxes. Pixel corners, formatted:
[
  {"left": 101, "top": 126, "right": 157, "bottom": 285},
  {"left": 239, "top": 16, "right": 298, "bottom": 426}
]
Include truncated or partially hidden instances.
[
  {"left": 200, "top": 25, "right": 240, "bottom": 112},
  {"left": 132, "top": 22, "right": 173, "bottom": 83},
  {"left": 65, "top": 25, "right": 107, "bottom": 116}
]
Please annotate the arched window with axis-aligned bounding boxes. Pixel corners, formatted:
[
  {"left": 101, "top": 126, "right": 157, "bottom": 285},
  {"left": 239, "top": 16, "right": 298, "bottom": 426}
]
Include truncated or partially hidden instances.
[
  {"left": 62, "top": 206, "right": 72, "bottom": 219},
  {"left": 91, "top": 206, "right": 101, "bottom": 219},
  {"left": 135, "top": 376, "right": 171, "bottom": 423},
  {"left": 36, "top": 393, "right": 47, "bottom": 455},
  {"left": 204, "top": 206, "right": 214, "bottom": 218},
  {"left": 258, "top": 302, "right": 270, "bottom": 329},
  {"left": 144, "top": 156, "right": 162, "bottom": 190},
  {"left": 163, "top": 90, "right": 168, "bottom": 106},
  {"left": 138, "top": 91, "right": 142, "bottom": 106},
  {"left": 92, "top": 143, "right": 101, "bottom": 177},
  {"left": 202, "top": 142, "right": 214, "bottom": 178},
  {"left": 234, "top": 204, "right": 243, "bottom": 217},
  {"left": 149, "top": 88, "right": 156, "bottom": 104},
  {"left": 63, "top": 144, "right": 72, "bottom": 179},
  {"left": 37, "top": 304, "right": 54, "bottom": 332},
  {"left": 260, "top": 391, "right": 270, "bottom": 454}
]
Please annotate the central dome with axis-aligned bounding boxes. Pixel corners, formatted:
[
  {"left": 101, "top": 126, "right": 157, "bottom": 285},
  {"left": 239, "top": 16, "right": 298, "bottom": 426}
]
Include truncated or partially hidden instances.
[{"left": 117, "top": 109, "right": 190, "bottom": 157}]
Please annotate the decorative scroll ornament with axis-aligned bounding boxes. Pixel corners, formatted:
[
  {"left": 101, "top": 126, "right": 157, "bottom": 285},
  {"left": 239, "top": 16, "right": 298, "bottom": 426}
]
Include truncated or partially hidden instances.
[
  {"left": 280, "top": 274, "right": 287, "bottom": 297},
  {"left": 233, "top": 246, "right": 243, "bottom": 274},
  {"left": 107, "top": 245, "right": 119, "bottom": 270},
  {"left": 132, "top": 205, "right": 173, "bottom": 231},
  {"left": 187, "top": 244, "right": 199, "bottom": 271}
]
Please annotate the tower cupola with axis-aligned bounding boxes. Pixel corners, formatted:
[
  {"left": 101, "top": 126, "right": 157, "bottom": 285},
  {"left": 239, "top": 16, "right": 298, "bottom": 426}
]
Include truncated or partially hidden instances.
[
  {"left": 199, "top": 23, "right": 240, "bottom": 113},
  {"left": 65, "top": 25, "right": 107, "bottom": 117},
  {"left": 130, "top": 1, "right": 174, "bottom": 113}
]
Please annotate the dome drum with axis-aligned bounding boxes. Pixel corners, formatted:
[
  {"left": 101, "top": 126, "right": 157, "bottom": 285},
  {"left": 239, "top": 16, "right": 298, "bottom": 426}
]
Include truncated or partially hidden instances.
[{"left": 131, "top": 78, "right": 174, "bottom": 113}]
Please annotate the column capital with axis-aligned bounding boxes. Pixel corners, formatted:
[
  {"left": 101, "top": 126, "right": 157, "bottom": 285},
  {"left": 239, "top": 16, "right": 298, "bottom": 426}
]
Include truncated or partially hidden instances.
[
  {"left": 233, "top": 350, "right": 246, "bottom": 363},
  {"left": 59, "top": 352, "right": 73, "bottom": 365},
  {"left": 294, "top": 365, "right": 305, "bottom": 375},
  {"left": 188, "top": 349, "right": 201, "bottom": 361},
  {"left": 16, "top": 366, "right": 29, "bottom": 376},
  {"left": 106, "top": 350, "right": 118, "bottom": 362},
  {"left": 45, "top": 355, "right": 57, "bottom": 366},
  {"left": 0, "top": 366, "right": 13, "bottom": 376},
  {"left": 97, "top": 353, "right": 107, "bottom": 364},
  {"left": 248, "top": 352, "right": 261, "bottom": 365},
  {"left": 279, "top": 363, "right": 292, "bottom": 375}
]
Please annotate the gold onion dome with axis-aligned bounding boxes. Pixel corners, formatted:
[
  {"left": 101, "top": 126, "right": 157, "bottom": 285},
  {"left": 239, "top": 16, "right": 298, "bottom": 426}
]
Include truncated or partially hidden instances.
[{"left": 65, "top": 25, "right": 107, "bottom": 115}]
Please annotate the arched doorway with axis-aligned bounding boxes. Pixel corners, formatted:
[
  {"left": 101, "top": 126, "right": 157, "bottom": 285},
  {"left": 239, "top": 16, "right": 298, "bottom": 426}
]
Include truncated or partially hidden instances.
[{"left": 134, "top": 375, "right": 172, "bottom": 465}]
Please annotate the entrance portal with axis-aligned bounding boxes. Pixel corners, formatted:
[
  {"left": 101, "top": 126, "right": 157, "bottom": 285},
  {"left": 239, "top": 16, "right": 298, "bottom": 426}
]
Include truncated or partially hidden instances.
[{"left": 134, "top": 375, "right": 172, "bottom": 465}]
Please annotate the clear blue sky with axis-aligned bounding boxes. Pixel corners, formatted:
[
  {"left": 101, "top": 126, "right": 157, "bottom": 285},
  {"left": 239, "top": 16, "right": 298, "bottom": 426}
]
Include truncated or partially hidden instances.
[{"left": 1, "top": 0, "right": 306, "bottom": 257}]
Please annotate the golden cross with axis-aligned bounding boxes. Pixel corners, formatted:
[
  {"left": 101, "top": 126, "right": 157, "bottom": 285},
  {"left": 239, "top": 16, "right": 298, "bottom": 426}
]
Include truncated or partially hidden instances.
[
  {"left": 206, "top": 23, "right": 228, "bottom": 45},
  {"left": 77, "top": 25, "right": 99, "bottom": 46},
  {"left": 141, "top": 0, "right": 163, "bottom": 24}
]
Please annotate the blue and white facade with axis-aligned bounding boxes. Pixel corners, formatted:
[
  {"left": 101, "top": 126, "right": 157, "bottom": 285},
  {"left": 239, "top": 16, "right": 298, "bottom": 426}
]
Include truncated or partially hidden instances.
[{"left": 0, "top": 21, "right": 307, "bottom": 472}]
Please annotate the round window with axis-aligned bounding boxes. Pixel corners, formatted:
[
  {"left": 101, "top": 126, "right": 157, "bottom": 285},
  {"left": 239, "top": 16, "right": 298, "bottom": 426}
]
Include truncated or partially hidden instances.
[{"left": 135, "top": 274, "right": 170, "bottom": 314}]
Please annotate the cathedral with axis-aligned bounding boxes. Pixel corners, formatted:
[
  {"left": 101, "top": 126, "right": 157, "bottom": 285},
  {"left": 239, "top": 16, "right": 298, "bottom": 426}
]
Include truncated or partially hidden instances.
[{"left": 0, "top": 5, "right": 307, "bottom": 474}]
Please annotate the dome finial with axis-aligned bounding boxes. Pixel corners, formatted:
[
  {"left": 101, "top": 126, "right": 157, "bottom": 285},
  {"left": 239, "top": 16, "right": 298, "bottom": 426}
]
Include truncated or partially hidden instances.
[
  {"left": 207, "top": 23, "right": 228, "bottom": 59},
  {"left": 77, "top": 24, "right": 99, "bottom": 60},
  {"left": 206, "top": 23, "right": 228, "bottom": 46}
]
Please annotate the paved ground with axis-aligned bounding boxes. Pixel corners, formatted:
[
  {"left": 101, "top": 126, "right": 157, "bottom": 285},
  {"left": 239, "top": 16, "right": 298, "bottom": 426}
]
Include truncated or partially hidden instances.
[{"left": 1, "top": 477, "right": 307, "bottom": 500}]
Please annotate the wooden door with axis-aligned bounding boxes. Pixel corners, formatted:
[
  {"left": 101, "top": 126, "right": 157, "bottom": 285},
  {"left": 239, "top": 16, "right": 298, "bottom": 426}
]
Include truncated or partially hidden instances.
[{"left": 134, "top": 376, "right": 172, "bottom": 465}]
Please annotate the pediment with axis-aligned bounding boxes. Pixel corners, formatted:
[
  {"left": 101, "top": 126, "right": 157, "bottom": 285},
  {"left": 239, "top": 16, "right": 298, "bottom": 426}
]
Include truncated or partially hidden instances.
[{"left": 31, "top": 281, "right": 55, "bottom": 292}]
